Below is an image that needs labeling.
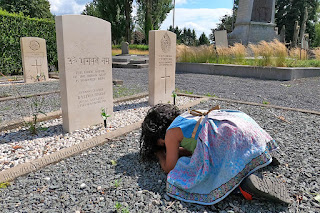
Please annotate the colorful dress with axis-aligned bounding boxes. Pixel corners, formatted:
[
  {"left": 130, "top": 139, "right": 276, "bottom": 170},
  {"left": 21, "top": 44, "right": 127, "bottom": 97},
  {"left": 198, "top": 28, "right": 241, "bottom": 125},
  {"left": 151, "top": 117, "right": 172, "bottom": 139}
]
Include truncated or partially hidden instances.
[{"left": 166, "top": 109, "right": 278, "bottom": 205}]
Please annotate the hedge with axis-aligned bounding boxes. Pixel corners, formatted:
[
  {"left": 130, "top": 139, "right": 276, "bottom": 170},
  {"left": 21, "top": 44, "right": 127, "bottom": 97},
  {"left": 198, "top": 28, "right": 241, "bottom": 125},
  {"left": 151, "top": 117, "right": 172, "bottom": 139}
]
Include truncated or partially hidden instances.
[{"left": 0, "top": 10, "right": 57, "bottom": 76}]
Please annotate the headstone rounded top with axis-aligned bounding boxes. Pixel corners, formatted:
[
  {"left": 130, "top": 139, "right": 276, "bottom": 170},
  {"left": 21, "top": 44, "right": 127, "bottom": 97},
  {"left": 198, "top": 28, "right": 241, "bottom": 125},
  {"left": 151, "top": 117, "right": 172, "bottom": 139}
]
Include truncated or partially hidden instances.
[
  {"left": 21, "top": 37, "right": 45, "bottom": 42},
  {"left": 56, "top": 14, "right": 111, "bottom": 26}
]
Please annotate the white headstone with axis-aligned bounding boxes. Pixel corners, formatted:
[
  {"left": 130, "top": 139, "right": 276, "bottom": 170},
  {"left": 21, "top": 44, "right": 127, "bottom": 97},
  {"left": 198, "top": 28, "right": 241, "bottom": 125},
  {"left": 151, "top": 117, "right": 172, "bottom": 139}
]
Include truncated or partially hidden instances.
[
  {"left": 55, "top": 15, "right": 113, "bottom": 132},
  {"left": 215, "top": 30, "right": 228, "bottom": 48},
  {"left": 148, "top": 30, "right": 176, "bottom": 106},
  {"left": 20, "top": 37, "right": 49, "bottom": 83}
]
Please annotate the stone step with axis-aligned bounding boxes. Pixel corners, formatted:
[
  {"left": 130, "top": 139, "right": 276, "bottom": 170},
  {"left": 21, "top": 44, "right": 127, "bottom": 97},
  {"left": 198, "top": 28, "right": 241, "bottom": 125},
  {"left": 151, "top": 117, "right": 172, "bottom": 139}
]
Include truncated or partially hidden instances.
[
  {"left": 129, "top": 59, "right": 149, "bottom": 64},
  {"left": 112, "top": 63, "right": 148, "bottom": 69},
  {"left": 112, "top": 58, "right": 129, "bottom": 63}
]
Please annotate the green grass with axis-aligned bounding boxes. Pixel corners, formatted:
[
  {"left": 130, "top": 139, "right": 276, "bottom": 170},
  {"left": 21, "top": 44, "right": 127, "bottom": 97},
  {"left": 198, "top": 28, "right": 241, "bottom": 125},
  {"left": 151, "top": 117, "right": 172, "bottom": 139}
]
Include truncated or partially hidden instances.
[
  {"left": 110, "top": 160, "right": 117, "bottom": 166},
  {"left": 263, "top": 101, "right": 270, "bottom": 105},
  {"left": 113, "top": 179, "right": 121, "bottom": 188},
  {"left": 177, "top": 48, "right": 320, "bottom": 68},
  {"left": 112, "top": 44, "right": 148, "bottom": 51},
  {"left": 205, "top": 92, "right": 217, "bottom": 97},
  {"left": 286, "top": 59, "right": 320, "bottom": 67},
  {"left": 114, "top": 202, "right": 129, "bottom": 213}
]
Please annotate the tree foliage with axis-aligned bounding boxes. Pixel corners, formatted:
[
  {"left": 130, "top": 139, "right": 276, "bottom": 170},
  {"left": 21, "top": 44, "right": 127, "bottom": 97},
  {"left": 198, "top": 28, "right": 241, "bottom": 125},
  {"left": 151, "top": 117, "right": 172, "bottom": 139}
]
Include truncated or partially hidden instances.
[
  {"left": 275, "top": 0, "right": 319, "bottom": 47},
  {"left": 82, "top": 0, "right": 99, "bottom": 17},
  {"left": 199, "top": 32, "right": 210, "bottom": 45},
  {"left": 209, "top": 0, "right": 238, "bottom": 43},
  {"left": 314, "top": 7, "right": 320, "bottom": 47},
  {"left": 0, "top": 0, "right": 53, "bottom": 19},
  {"left": 168, "top": 25, "right": 208, "bottom": 46},
  {"left": 81, "top": 0, "right": 133, "bottom": 44},
  {"left": 136, "top": 0, "right": 173, "bottom": 43}
]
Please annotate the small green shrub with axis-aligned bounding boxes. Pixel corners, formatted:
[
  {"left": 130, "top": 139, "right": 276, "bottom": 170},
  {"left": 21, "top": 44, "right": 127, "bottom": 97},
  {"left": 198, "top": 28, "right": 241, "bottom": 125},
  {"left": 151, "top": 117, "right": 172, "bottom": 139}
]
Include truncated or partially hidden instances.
[
  {"left": 263, "top": 100, "right": 270, "bottom": 105},
  {"left": 0, "top": 182, "right": 10, "bottom": 189},
  {"left": 113, "top": 179, "right": 121, "bottom": 188}
]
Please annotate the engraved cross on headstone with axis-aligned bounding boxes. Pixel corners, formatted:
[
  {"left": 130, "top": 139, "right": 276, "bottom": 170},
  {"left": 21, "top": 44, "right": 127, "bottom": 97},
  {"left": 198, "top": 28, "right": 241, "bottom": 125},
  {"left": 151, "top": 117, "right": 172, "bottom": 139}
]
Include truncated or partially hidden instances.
[
  {"left": 160, "top": 68, "right": 170, "bottom": 94},
  {"left": 32, "top": 59, "right": 42, "bottom": 75}
]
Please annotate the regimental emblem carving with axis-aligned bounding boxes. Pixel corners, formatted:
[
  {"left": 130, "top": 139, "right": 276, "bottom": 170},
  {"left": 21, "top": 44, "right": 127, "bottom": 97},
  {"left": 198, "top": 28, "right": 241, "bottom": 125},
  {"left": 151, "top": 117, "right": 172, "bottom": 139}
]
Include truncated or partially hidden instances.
[
  {"left": 161, "top": 33, "right": 171, "bottom": 53},
  {"left": 29, "top": 40, "right": 40, "bottom": 51}
]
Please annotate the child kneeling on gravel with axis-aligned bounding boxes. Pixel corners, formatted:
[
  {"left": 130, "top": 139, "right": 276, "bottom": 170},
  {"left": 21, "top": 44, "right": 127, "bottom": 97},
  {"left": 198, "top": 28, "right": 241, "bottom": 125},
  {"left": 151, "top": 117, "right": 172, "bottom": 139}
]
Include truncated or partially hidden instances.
[{"left": 140, "top": 104, "right": 291, "bottom": 205}]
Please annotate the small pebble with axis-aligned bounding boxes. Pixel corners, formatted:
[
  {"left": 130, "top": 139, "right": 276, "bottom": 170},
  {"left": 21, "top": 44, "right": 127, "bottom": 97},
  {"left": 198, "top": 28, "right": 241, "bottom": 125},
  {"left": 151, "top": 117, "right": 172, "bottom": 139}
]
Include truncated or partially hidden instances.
[{"left": 80, "top": 183, "right": 86, "bottom": 189}]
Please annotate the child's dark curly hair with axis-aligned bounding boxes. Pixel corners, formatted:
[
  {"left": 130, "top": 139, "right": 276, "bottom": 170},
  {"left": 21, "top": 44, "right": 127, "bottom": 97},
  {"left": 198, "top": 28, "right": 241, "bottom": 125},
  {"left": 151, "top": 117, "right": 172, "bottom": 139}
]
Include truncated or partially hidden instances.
[{"left": 140, "top": 104, "right": 181, "bottom": 162}]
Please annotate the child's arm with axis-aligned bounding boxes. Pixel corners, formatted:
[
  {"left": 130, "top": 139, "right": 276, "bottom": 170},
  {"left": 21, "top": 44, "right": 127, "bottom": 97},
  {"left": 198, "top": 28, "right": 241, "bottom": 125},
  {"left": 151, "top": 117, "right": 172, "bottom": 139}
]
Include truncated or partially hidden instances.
[{"left": 156, "top": 128, "right": 183, "bottom": 173}]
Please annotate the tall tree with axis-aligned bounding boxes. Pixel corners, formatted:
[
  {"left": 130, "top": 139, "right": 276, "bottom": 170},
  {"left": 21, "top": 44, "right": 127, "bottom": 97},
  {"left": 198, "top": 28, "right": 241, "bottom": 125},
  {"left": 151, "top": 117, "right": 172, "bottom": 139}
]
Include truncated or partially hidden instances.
[
  {"left": 168, "top": 25, "right": 182, "bottom": 43},
  {"left": 82, "top": 0, "right": 99, "bottom": 17},
  {"left": 209, "top": 0, "right": 238, "bottom": 43},
  {"left": 136, "top": 0, "right": 173, "bottom": 43},
  {"left": 168, "top": 25, "right": 198, "bottom": 45},
  {"left": 124, "top": 0, "right": 133, "bottom": 43},
  {"left": 314, "top": 6, "right": 320, "bottom": 47},
  {"left": 81, "top": 0, "right": 133, "bottom": 44},
  {"left": 275, "top": 0, "right": 318, "bottom": 46},
  {"left": 0, "top": 0, "right": 53, "bottom": 19},
  {"left": 97, "top": 0, "right": 126, "bottom": 44},
  {"left": 198, "top": 32, "right": 210, "bottom": 45},
  {"left": 209, "top": 15, "right": 234, "bottom": 43}
]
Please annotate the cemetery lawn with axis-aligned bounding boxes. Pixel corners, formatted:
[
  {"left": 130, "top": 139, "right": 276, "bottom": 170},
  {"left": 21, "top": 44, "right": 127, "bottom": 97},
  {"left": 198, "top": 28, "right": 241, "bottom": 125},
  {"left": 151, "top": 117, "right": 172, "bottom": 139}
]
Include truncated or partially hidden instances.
[
  {"left": 177, "top": 57, "right": 320, "bottom": 68},
  {"left": 112, "top": 44, "right": 149, "bottom": 55},
  {"left": 112, "top": 49, "right": 149, "bottom": 56}
]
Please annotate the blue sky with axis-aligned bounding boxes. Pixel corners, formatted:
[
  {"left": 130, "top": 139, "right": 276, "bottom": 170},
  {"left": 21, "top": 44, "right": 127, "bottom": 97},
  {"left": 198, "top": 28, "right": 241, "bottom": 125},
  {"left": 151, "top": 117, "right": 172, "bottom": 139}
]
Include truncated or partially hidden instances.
[{"left": 48, "top": 0, "right": 233, "bottom": 38}]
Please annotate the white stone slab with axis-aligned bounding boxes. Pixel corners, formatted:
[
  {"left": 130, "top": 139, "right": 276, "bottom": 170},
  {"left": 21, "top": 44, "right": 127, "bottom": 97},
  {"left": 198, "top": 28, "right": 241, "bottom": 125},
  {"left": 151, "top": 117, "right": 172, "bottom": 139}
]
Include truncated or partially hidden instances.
[
  {"left": 215, "top": 30, "right": 228, "bottom": 48},
  {"left": 148, "top": 30, "right": 176, "bottom": 106},
  {"left": 55, "top": 15, "right": 113, "bottom": 132},
  {"left": 20, "top": 37, "right": 49, "bottom": 83}
]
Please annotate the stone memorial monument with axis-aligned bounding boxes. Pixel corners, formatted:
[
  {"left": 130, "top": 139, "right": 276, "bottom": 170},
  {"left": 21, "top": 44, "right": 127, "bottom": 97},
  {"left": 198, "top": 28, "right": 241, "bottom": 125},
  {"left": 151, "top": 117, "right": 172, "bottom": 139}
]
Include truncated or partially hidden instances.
[
  {"left": 148, "top": 30, "right": 176, "bottom": 106},
  {"left": 20, "top": 37, "right": 49, "bottom": 83},
  {"left": 301, "top": 34, "right": 309, "bottom": 50},
  {"left": 121, "top": 42, "right": 129, "bottom": 55},
  {"left": 292, "top": 21, "right": 300, "bottom": 48},
  {"left": 214, "top": 30, "right": 228, "bottom": 48},
  {"left": 56, "top": 15, "right": 113, "bottom": 132},
  {"left": 280, "top": 25, "right": 286, "bottom": 43},
  {"left": 228, "top": 0, "right": 278, "bottom": 45}
]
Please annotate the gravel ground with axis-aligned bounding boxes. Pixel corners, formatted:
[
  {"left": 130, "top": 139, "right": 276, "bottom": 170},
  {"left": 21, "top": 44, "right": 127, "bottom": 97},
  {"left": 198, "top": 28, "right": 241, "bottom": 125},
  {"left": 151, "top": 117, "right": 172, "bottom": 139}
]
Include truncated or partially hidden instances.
[
  {"left": 0, "top": 100, "right": 319, "bottom": 212},
  {"left": 1, "top": 68, "right": 319, "bottom": 122},
  {"left": 116, "top": 68, "right": 320, "bottom": 112},
  {"left": 0, "top": 68, "right": 319, "bottom": 212},
  {"left": 0, "top": 80, "right": 60, "bottom": 97},
  {"left": 0, "top": 96, "right": 196, "bottom": 171}
]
